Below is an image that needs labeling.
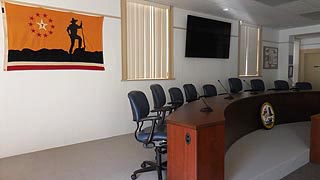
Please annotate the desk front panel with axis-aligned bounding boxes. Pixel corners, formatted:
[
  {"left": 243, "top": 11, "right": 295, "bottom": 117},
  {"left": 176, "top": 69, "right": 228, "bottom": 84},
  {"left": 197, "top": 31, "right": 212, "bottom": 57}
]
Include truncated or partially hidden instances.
[
  {"left": 225, "top": 91, "right": 320, "bottom": 150},
  {"left": 167, "top": 90, "right": 320, "bottom": 180}
]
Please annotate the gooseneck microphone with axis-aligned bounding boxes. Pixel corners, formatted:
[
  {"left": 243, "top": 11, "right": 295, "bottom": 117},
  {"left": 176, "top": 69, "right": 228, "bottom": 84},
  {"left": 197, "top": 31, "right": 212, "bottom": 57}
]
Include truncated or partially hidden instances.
[
  {"left": 243, "top": 80, "right": 258, "bottom": 95},
  {"left": 217, "top": 80, "right": 234, "bottom": 100},
  {"left": 197, "top": 93, "right": 213, "bottom": 112}
]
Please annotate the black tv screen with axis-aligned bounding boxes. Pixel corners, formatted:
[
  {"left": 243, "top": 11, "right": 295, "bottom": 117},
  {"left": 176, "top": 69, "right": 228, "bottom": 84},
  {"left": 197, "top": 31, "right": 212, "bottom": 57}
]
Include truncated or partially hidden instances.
[{"left": 185, "top": 15, "right": 231, "bottom": 58}]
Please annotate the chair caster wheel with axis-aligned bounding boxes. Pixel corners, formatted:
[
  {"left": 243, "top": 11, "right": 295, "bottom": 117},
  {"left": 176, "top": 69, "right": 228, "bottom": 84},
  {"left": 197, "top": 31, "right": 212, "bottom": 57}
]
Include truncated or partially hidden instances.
[
  {"left": 141, "top": 162, "right": 147, "bottom": 168},
  {"left": 131, "top": 174, "right": 137, "bottom": 180}
]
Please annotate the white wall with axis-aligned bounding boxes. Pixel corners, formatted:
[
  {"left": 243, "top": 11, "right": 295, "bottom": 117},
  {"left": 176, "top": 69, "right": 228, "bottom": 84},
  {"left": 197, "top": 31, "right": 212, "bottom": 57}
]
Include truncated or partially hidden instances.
[
  {"left": 0, "top": 1, "right": 279, "bottom": 158},
  {"left": 0, "top": 0, "right": 127, "bottom": 159},
  {"left": 261, "top": 27, "right": 280, "bottom": 88}
]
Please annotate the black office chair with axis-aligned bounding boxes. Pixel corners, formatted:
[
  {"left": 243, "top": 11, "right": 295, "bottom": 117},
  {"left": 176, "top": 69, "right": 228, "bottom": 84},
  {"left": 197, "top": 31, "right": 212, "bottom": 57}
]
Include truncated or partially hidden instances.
[
  {"left": 250, "top": 79, "right": 265, "bottom": 91},
  {"left": 128, "top": 91, "right": 167, "bottom": 180},
  {"left": 168, "top": 87, "right": 184, "bottom": 110},
  {"left": 183, "top": 84, "right": 199, "bottom": 103},
  {"left": 295, "top": 82, "right": 312, "bottom": 90},
  {"left": 228, "top": 78, "right": 243, "bottom": 93},
  {"left": 274, "top": 80, "right": 289, "bottom": 90},
  {"left": 202, "top": 84, "right": 218, "bottom": 97},
  {"left": 150, "top": 84, "right": 173, "bottom": 124}
]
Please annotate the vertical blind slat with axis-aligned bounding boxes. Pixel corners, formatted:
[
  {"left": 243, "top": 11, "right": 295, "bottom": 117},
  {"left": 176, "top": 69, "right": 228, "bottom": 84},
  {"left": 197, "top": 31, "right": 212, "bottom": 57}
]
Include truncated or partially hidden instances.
[
  {"left": 126, "top": 1, "right": 170, "bottom": 80},
  {"left": 239, "top": 23, "right": 260, "bottom": 76}
]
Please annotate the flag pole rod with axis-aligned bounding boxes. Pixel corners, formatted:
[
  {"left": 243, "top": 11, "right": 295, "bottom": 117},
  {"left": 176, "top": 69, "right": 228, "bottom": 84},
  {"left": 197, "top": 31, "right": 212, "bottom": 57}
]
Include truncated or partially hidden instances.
[
  {"left": 3, "top": 0, "right": 121, "bottom": 19},
  {"left": 81, "top": 25, "right": 86, "bottom": 50}
]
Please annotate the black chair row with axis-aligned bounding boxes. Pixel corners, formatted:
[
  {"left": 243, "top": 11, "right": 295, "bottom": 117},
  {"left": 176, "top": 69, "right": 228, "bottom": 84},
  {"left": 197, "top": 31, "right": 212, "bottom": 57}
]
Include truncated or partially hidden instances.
[
  {"left": 228, "top": 78, "right": 265, "bottom": 93},
  {"left": 150, "top": 83, "right": 217, "bottom": 115},
  {"left": 228, "top": 78, "right": 313, "bottom": 93},
  {"left": 181, "top": 84, "right": 217, "bottom": 103},
  {"left": 159, "top": 84, "right": 218, "bottom": 110},
  {"left": 273, "top": 80, "right": 312, "bottom": 90}
]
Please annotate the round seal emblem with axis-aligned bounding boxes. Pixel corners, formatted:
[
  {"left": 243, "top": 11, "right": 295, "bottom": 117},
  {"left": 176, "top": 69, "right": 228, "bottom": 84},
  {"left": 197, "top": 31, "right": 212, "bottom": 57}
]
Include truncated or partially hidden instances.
[{"left": 260, "top": 102, "right": 275, "bottom": 129}]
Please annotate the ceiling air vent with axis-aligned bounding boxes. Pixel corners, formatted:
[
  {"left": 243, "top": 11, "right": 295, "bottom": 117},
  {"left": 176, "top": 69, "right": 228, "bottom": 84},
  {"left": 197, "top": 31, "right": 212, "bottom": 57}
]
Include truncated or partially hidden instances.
[
  {"left": 301, "top": 11, "right": 320, "bottom": 20},
  {"left": 254, "top": 0, "right": 298, "bottom": 7}
]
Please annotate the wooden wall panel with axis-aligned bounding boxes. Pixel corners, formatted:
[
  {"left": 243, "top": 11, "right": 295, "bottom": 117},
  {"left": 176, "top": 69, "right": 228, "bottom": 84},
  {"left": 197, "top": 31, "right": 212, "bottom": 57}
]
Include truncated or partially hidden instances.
[
  {"left": 197, "top": 124, "right": 225, "bottom": 180},
  {"left": 167, "top": 123, "right": 197, "bottom": 180},
  {"left": 311, "top": 114, "right": 320, "bottom": 164}
]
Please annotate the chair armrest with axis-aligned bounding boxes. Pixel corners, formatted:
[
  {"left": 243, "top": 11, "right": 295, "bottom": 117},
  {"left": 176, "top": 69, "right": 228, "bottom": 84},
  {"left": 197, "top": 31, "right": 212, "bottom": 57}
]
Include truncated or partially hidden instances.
[
  {"left": 152, "top": 106, "right": 173, "bottom": 112},
  {"left": 267, "top": 88, "right": 278, "bottom": 91},
  {"left": 135, "top": 116, "right": 161, "bottom": 146},
  {"left": 218, "top": 93, "right": 227, "bottom": 95},
  {"left": 169, "top": 100, "right": 183, "bottom": 105},
  {"left": 140, "top": 116, "right": 161, "bottom": 122},
  {"left": 144, "top": 119, "right": 157, "bottom": 145},
  {"left": 244, "top": 89, "right": 253, "bottom": 92}
]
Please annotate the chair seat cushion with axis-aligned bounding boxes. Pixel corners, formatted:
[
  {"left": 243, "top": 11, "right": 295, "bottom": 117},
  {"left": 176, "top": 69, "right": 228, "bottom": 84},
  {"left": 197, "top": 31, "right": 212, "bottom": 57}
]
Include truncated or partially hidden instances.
[{"left": 137, "top": 125, "right": 167, "bottom": 142}]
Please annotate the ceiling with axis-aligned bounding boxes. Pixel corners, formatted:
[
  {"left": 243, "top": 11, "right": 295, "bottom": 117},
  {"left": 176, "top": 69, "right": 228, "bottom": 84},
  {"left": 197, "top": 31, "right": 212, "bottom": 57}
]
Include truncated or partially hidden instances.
[{"left": 149, "top": 0, "right": 320, "bottom": 29}]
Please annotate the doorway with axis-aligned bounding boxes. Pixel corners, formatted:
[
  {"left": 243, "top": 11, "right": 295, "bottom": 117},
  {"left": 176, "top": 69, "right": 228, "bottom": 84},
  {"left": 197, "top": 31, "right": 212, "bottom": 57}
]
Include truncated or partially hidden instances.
[{"left": 300, "top": 49, "right": 320, "bottom": 90}]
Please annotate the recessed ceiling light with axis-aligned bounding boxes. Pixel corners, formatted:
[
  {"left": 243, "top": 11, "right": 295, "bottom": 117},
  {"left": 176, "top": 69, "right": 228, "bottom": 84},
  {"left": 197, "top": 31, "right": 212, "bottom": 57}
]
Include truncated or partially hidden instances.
[{"left": 223, "top": 8, "right": 229, "bottom": 11}]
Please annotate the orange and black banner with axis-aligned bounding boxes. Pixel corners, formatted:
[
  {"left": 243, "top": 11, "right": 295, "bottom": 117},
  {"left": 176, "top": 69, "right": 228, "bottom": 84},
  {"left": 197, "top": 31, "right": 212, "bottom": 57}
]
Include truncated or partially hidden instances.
[{"left": 4, "top": 2, "right": 104, "bottom": 71}]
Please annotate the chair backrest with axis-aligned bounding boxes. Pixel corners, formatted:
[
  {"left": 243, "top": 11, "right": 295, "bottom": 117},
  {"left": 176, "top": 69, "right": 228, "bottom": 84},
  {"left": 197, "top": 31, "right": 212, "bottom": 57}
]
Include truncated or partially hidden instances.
[
  {"left": 128, "top": 91, "right": 150, "bottom": 122},
  {"left": 274, "top": 80, "right": 289, "bottom": 90},
  {"left": 295, "top": 82, "right": 312, "bottom": 90},
  {"left": 228, "top": 78, "right": 243, "bottom": 93},
  {"left": 183, "top": 84, "right": 198, "bottom": 103},
  {"left": 203, "top": 84, "right": 217, "bottom": 97},
  {"left": 168, "top": 87, "right": 184, "bottom": 108},
  {"left": 150, "top": 84, "right": 166, "bottom": 109},
  {"left": 250, "top": 79, "right": 265, "bottom": 91}
]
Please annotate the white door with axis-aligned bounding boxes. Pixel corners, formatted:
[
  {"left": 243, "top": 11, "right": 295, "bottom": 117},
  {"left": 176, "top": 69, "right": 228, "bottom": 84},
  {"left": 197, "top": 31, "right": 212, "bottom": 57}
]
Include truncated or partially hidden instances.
[{"left": 304, "top": 53, "right": 320, "bottom": 90}]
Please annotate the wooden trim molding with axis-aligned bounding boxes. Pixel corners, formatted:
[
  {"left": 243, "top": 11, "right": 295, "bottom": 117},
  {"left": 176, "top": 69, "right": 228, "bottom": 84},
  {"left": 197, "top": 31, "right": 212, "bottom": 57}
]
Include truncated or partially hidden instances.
[
  {"left": 237, "top": 21, "right": 241, "bottom": 77},
  {"left": 121, "top": 0, "right": 128, "bottom": 80},
  {"left": 258, "top": 26, "right": 262, "bottom": 76},
  {"left": 168, "top": 6, "right": 174, "bottom": 80}
]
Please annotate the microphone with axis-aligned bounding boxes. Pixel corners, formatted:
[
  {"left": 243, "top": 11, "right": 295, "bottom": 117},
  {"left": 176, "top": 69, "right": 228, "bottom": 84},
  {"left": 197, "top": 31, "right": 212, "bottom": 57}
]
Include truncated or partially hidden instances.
[
  {"left": 217, "top": 80, "right": 234, "bottom": 100},
  {"left": 243, "top": 80, "right": 258, "bottom": 95},
  {"left": 197, "top": 93, "right": 213, "bottom": 113}
]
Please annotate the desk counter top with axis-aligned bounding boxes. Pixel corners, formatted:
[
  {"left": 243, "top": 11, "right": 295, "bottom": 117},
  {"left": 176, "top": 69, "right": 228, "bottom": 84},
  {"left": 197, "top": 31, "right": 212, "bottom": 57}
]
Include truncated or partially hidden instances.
[{"left": 167, "top": 90, "right": 320, "bottom": 129}]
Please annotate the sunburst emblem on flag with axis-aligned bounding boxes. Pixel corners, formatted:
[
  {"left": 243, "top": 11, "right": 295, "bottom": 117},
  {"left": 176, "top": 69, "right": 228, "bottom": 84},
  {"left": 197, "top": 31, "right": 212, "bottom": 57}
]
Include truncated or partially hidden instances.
[{"left": 28, "top": 13, "right": 55, "bottom": 38}]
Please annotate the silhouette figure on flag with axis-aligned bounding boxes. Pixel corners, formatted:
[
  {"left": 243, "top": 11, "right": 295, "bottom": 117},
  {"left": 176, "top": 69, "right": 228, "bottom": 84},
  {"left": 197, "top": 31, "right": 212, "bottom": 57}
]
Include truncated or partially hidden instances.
[{"left": 67, "top": 18, "right": 83, "bottom": 54}]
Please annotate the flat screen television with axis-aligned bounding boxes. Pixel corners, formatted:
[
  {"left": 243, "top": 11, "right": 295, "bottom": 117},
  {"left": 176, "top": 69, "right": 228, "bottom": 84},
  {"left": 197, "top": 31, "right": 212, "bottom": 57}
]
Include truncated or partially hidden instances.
[{"left": 185, "top": 15, "right": 231, "bottom": 58}]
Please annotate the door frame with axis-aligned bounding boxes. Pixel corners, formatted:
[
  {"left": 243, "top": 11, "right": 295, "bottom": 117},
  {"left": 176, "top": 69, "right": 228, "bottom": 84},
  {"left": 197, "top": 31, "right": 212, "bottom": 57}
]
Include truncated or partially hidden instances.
[{"left": 299, "top": 48, "right": 320, "bottom": 81}]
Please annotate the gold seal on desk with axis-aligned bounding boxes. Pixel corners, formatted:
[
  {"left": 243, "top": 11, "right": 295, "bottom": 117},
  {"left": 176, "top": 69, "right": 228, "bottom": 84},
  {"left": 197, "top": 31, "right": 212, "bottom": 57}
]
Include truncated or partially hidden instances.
[{"left": 260, "top": 102, "right": 275, "bottom": 129}]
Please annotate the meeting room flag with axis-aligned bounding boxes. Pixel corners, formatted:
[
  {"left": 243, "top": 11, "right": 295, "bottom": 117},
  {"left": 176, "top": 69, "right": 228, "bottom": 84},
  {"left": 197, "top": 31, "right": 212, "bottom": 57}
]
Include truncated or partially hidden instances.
[{"left": 4, "top": 2, "right": 104, "bottom": 71}]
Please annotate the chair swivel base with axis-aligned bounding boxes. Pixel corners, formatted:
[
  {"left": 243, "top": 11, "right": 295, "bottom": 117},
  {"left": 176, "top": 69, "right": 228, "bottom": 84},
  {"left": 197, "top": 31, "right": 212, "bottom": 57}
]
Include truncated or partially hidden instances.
[
  {"left": 131, "top": 146, "right": 166, "bottom": 180},
  {"left": 131, "top": 161, "right": 167, "bottom": 180}
]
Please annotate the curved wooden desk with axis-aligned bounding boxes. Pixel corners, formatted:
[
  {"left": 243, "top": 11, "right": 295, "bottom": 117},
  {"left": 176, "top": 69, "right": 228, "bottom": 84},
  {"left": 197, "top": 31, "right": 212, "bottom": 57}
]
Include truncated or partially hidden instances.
[{"left": 167, "top": 90, "right": 320, "bottom": 180}]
